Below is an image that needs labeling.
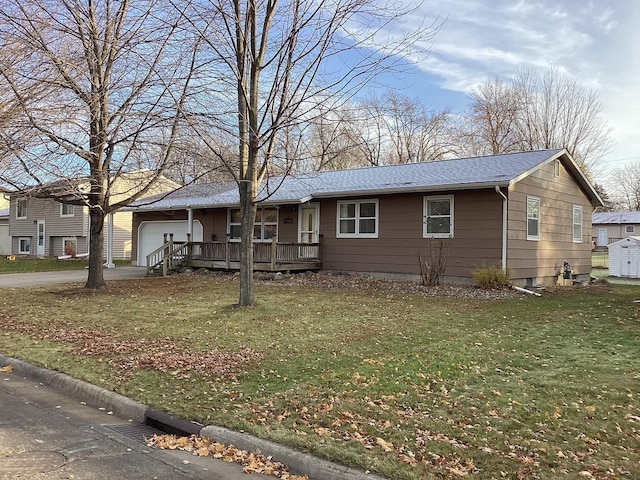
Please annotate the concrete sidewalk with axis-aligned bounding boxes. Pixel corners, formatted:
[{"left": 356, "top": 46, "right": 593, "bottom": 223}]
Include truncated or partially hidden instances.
[
  {"left": 0, "top": 266, "right": 147, "bottom": 288},
  {"left": 0, "top": 355, "right": 385, "bottom": 480}
]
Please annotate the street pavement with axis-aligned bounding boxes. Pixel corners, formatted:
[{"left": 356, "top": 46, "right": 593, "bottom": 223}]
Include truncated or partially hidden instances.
[
  {"left": 0, "top": 266, "right": 147, "bottom": 288},
  {"left": 0, "top": 356, "right": 383, "bottom": 480},
  {"left": 0, "top": 367, "right": 268, "bottom": 479}
]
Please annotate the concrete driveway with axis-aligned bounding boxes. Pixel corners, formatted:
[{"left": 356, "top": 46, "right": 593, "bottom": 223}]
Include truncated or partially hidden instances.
[{"left": 0, "top": 266, "right": 147, "bottom": 288}]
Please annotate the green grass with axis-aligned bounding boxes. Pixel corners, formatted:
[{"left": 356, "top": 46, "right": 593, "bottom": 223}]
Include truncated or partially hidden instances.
[
  {"left": 1, "top": 276, "right": 639, "bottom": 479},
  {"left": 592, "top": 251, "right": 609, "bottom": 269},
  {"left": 0, "top": 256, "right": 129, "bottom": 274}
]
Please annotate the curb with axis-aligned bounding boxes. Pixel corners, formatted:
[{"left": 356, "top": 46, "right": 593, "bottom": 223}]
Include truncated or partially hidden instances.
[{"left": 0, "top": 354, "right": 386, "bottom": 480}]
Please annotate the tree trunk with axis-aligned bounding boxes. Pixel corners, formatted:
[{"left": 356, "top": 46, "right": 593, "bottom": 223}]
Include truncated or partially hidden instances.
[
  {"left": 238, "top": 180, "right": 257, "bottom": 306},
  {"left": 84, "top": 208, "right": 106, "bottom": 289}
]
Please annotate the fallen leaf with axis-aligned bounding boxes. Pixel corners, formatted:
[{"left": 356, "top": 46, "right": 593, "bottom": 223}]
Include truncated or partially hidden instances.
[{"left": 375, "top": 437, "right": 394, "bottom": 453}]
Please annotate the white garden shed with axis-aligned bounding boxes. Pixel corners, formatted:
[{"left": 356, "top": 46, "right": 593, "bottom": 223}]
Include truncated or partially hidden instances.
[{"left": 608, "top": 236, "right": 640, "bottom": 278}]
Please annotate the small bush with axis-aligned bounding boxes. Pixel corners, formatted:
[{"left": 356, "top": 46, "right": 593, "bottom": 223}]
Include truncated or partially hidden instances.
[{"left": 472, "top": 266, "right": 511, "bottom": 289}]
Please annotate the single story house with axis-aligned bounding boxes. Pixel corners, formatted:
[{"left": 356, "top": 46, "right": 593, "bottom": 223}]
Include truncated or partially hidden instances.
[
  {"left": 592, "top": 211, "right": 640, "bottom": 249},
  {"left": 128, "top": 149, "right": 603, "bottom": 287},
  {"left": 8, "top": 171, "right": 178, "bottom": 260}
]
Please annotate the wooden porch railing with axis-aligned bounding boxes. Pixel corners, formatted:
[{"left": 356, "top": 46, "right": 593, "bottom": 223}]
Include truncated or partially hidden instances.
[{"left": 147, "top": 234, "right": 321, "bottom": 275}]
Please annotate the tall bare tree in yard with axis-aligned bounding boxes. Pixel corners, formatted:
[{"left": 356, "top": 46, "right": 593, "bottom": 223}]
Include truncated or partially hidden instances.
[
  {"left": 462, "top": 78, "right": 524, "bottom": 156},
  {"left": 513, "top": 67, "right": 612, "bottom": 175},
  {"left": 363, "top": 91, "right": 454, "bottom": 164},
  {"left": 460, "top": 67, "right": 611, "bottom": 175},
  {"left": 609, "top": 162, "right": 640, "bottom": 211},
  {"left": 187, "top": 0, "right": 440, "bottom": 306},
  {"left": 0, "top": 0, "right": 195, "bottom": 288}
]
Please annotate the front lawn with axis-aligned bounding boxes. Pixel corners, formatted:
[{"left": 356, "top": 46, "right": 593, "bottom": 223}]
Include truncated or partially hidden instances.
[
  {"left": 0, "top": 256, "right": 131, "bottom": 274},
  {"left": 0, "top": 274, "right": 638, "bottom": 479},
  {"left": 0, "top": 256, "right": 89, "bottom": 273}
]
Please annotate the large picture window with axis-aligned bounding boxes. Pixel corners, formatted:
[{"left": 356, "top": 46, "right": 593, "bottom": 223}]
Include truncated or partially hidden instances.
[
  {"left": 229, "top": 207, "right": 278, "bottom": 241},
  {"left": 572, "top": 205, "right": 583, "bottom": 243},
  {"left": 423, "top": 195, "right": 454, "bottom": 238},
  {"left": 527, "top": 196, "right": 540, "bottom": 241},
  {"left": 337, "top": 200, "right": 378, "bottom": 238}
]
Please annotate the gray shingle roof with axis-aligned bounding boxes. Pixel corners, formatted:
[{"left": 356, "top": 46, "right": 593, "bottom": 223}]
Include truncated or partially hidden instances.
[
  {"left": 129, "top": 149, "right": 595, "bottom": 211},
  {"left": 593, "top": 211, "right": 640, "bottom": 224}
]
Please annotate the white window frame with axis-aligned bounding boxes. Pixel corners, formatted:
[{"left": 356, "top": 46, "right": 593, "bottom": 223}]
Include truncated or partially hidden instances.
[
  {"left": 554, "top": 159, "right": 561, "bottom": 177},
  {"left": 336, "top": 199, "right": 379, "bottom": 238},
  {"left": 228, "top": 207, "right": 279, "bottom": 242},
  {"left": 60, "top": 203, "right": 75, "bottom": 217},
  {"left": 18, "top": 237, "right": 31, "bottom": 254},
  {"left": 62, "top": 237, "right": 78, "bottom": 256},
  {"left": 625, "top": 225, "right": 635, "bottom": 234},
  {"left": 16, "top": 199, "right": 27, "bottom": 219},
  {"left": 423, "top": 195, "right": 454, "bottom": 238},
  {"left": 572, "top": 205, "right": 583, "bottom": 243},
  {"left": 527, "top": 196, "right": 541, "bottom": 241}
]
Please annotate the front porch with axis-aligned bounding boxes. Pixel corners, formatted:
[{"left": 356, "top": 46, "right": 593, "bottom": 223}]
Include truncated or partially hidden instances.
[{"left": 146, "top": 234, "right": 322, "bottom": 276}]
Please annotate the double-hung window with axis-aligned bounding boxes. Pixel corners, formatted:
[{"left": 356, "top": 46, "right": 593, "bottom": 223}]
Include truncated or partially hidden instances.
[
  {"left": 423, "top": 195, "right": 454, "bottom": 238},
  {"left": 16, "top": 199, "right": 27, "bottom": 219},
  {"left": 18, "top": 237, "right": 31, "bottom": 254},
  {"left": 229, "top": 207, "right": 278, "bottom": 241},
  {"left": 527, "top": 196, "right": 540, "bottom": 241},
  {"left": 60, "top": 203, "right": 75, "bottom": 217},
  {"left": 337, "top": 200, "right": 378, "bottom": 238},
  {"left": 572, "top": 205, "right": 583, "bottom": 243},
  {"left": 625, "top": 225, "right": 635, "bottom": 234}
]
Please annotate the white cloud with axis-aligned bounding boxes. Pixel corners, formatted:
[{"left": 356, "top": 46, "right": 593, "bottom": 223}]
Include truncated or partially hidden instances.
[{"left": 374, "top": 0, "right": 640, "bottom": 172}]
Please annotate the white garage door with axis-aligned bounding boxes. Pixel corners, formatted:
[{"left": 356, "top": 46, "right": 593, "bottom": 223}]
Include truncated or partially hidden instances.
[{"left": 137, "top": 220, "right": 204, "bottom": 267}]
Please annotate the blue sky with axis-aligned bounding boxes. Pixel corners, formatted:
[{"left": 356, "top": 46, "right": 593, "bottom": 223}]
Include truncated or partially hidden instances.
[{"left": 363, "top": 0, "right": 639, "bottom": 184}]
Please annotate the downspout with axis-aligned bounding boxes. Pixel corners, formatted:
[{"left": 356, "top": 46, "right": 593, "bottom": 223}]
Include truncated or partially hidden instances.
[
  {"left": 495, "top": 186, "right": 508, "bottom": 272},
  {"left": 187, "top": 208, "right": 194, "bottom": 238}
]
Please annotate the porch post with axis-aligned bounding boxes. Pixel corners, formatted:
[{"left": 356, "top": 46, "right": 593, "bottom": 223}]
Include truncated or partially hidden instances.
[
  {"left": 187, "top": 208, "right": 193, "bottom": 237},
  {"left": 225, "top": 235, "right": 230, "bottom": 269},
  {"left": 105, "top": 212, "right": 115, "bottom": 269},
  {"left": 271, "top": 236, "right": 277, "bottom": 271}
]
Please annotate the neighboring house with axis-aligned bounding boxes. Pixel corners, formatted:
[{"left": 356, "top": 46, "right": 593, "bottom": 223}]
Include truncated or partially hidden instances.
[
  {"left": 0, "top": 190, "right": 9, "bottom": 255},
  {"left": 591, "top": 211, "right": 640, "bottom": 249},
  {"left": 8, "top": 172, "right": 178, "bottom": 260},
  {"left": 128, "top": 149, "right": 602, "bottom": 287}
]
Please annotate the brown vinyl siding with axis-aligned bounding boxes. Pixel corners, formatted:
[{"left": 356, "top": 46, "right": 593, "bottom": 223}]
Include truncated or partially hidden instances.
[
  {"left": 507, "top": 160, "right": 593, "bottom": 284},
  {"left": 131, "top": 206, "right": 302, "bottom": 263},
  {"left": 318, "top": 190, "right": 503, "bottom": 280}
]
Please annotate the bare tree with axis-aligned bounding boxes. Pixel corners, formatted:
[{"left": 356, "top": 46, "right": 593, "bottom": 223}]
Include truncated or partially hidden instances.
[
  {"left": 459, "top": 67, "right": 612, "bottom": 175},
  {"left": 608, "top": 162, "right": 640, "bottom": 211},
  {"left": 361, "top": 91, "right": 454, "bottom": 164},
  {"left": 462, "top": 78, "right": 524, "bottom": 156},
  {"left": 302, "top": 102, "right": 369, "bottom": 171},
  {"left": 513, "top": 67, "right": 612, "bottom": 175},
  {"left": 186, "top": 0, "right": 441, "bottom": 306},
  {"left": 0, "top": 0, "right": 195, "bottom": 288}
]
